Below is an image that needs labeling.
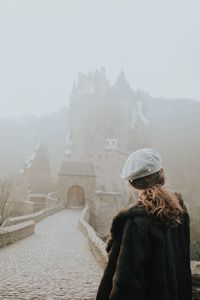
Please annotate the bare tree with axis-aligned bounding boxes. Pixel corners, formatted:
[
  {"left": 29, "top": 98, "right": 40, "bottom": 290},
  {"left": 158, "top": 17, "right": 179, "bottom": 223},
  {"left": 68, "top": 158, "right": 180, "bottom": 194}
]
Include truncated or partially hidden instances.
[{"left": 0, "top": 178, "right": 14, "bottom": 225}]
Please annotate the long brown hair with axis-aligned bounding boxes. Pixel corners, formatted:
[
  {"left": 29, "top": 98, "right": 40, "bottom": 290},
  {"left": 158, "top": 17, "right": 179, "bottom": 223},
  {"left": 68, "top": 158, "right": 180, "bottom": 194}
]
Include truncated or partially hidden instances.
[{"left": 129, "top": 169, "right": 184, "bottom": 224}]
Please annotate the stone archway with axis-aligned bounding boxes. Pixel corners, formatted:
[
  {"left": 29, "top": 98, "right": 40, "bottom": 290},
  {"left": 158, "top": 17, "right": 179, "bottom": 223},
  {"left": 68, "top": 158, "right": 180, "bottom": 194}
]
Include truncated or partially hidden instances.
[{"left": 67, "top": 185, "right": 85, "bottom": 207}]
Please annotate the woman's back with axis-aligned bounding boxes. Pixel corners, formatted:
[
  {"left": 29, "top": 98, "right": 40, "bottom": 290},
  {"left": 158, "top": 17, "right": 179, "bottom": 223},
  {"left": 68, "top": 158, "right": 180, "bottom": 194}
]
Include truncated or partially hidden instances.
[
  {"left": 96, "top": 148, "right": 192, "bottom": 300},
  {"left": 96, "top": 201, "right": 192, "bottom": 300}
]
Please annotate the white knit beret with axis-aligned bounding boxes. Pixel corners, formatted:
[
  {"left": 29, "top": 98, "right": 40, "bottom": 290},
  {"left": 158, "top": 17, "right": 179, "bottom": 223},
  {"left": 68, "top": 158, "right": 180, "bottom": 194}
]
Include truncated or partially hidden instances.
[{"left": 121, "top": 148, "right": 163, "bottom": 180}]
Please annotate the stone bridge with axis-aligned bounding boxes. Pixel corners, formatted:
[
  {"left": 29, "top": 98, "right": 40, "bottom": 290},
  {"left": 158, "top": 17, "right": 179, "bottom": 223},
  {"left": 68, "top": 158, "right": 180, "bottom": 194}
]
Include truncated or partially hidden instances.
[
  {"left": 0, "top": 209, "right": 102, "bottom": 300},
  {"left": 1, "top": 208, "right": 200, "bottom": 299}
]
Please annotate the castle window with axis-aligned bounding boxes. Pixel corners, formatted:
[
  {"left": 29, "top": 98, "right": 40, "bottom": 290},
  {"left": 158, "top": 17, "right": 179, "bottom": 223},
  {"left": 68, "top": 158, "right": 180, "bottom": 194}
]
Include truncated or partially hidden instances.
[{"left": 105, "top": 138, "right": 118, "bottom": 150}]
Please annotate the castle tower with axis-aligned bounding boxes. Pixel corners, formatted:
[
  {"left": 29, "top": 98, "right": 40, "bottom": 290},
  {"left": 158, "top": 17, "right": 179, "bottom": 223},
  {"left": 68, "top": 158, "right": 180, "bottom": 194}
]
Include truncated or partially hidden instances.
[
  {"left": 24, "top": 143, "right": 52, "bottom": 194},
  {"left": 65, "top": 68, "right": 151, "bottom": 192}
]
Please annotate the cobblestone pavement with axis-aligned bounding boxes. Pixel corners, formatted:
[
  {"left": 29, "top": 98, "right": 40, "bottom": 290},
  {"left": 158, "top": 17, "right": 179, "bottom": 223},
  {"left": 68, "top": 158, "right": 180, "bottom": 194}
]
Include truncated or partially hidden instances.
[{"left": 0, "top": 209, "right": 102, "bottom": 300}]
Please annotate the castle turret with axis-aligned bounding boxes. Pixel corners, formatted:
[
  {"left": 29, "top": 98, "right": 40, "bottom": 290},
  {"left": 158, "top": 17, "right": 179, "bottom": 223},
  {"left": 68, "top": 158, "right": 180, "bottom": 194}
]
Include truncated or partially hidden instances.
[{"left": 24, "top": 143, "right": 52, "bottom": 194}]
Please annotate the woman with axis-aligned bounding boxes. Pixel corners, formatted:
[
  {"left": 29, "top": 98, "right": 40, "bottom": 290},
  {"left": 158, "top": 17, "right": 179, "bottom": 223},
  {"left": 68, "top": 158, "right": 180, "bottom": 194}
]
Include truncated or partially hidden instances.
[{"left": 96, "top": 148, "right": 192, "bottom": 300}]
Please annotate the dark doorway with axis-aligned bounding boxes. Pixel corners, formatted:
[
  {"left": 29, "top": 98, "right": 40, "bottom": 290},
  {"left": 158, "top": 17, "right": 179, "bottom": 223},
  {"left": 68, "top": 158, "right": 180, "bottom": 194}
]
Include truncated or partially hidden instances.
[{"left": 67, "top": 185, "right": 85, "bottom": 207}]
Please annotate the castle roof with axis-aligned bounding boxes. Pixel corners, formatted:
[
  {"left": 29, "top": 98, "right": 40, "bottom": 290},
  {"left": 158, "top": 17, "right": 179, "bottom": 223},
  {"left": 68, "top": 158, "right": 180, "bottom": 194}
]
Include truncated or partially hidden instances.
[
  {"left": 25, "top": 143, "right": 51, "bottom": 171},
  {"left": 59, "top": 161, "right": 96, "bottom": 177}
]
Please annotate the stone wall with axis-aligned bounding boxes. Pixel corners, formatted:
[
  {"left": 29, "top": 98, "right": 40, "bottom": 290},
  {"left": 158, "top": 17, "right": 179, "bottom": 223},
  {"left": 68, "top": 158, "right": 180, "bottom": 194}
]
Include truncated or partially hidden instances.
[
  {"left": 89, "top": 191, "right": 129, "bottom": 239},
  {"left": 46, "top": 192, "right": 59, "bottom": 208},
  {"left": 0, "top": 204, "right": 65, "bottom": 248},
  {"left": 1, "top": 204, "right": 65, "bottom": 227},
  {"left": 7, "top": 200, "right": 29, "bottom": 217},
  {"left": 58, "top": 174, "right": 96, "bottom": 207},
  {"left": 8, "top": 193, "right": 59, "bottom": 219},
  {"left": 79, "top": 206, "right": 107, "bottom": 270},
  {"left": 0, "top": 220, "right": 35, "bottom": 248}
]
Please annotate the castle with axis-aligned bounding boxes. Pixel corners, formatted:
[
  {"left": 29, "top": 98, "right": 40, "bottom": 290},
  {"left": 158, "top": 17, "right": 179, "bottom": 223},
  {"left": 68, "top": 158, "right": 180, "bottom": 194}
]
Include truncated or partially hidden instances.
[
  {"left": 58, "top": 67, "right": 152, "bottom": 237},
  {"left": 18, "top": 68, "right": 152, "bottom": 237},
  {"left": 63, "top": 67, "right": 151, "bottom": 192}
]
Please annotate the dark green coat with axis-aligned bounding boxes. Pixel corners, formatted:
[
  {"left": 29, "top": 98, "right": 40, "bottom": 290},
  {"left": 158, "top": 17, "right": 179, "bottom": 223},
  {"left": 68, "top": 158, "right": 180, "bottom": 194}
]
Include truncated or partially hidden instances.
[{"left": 96, "top": 197, "right": 192, "bottom": 300}]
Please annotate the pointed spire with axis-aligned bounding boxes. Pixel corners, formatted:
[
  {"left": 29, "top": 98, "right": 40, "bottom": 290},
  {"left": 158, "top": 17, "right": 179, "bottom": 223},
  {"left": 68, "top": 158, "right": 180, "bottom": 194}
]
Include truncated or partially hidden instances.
[
  {"left": 117, "top": 70, "right": 127, "bottom": 84},
  {"left": 113, "top": 70, "right": 133, "bottom": 97}
]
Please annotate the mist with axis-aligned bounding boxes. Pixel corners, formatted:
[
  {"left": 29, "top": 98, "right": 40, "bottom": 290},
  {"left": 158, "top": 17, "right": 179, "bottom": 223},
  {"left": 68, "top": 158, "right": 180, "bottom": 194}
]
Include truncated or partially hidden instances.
[
  {"left": 0, "top": 1, "right": 200, "bottom": 298},
  {"left": 0, "top": 0, "right": 200, "bottom": 117}
]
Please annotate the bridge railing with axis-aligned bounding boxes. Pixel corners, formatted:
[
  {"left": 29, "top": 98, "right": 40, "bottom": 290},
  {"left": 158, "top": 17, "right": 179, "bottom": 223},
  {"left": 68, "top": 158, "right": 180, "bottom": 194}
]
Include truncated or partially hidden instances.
[{"left": 0, "top": 203, "right": 65, "bottom": 248}]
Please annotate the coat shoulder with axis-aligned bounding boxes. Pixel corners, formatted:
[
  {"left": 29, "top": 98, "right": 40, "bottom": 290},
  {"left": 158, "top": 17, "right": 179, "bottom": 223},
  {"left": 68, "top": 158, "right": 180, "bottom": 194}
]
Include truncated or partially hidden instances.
[
  {"left": 110, "top": 203, "right": 149, "bottom": 233},
  {"left": 106, "top": 203, "right": 149, "bottom": 252}
]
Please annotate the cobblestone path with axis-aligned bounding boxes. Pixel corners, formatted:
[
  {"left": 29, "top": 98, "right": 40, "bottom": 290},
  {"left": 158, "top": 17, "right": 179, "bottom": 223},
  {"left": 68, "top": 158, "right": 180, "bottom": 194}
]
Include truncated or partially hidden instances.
[{"left": 0, "top": 209, "right": 102, "bottom": 300}]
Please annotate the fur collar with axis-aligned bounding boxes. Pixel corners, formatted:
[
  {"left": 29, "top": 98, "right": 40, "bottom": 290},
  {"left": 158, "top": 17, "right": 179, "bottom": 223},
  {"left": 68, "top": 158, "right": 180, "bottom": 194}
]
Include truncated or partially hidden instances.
[
  {"left": 110, "top": 202, "right": 148, "bottom": 235},
  {"left": 106, "top": 193, "right": 185, "bottom": 253},
  {"left": 106, "top": 202, "right": 148, "bottom": 252}
]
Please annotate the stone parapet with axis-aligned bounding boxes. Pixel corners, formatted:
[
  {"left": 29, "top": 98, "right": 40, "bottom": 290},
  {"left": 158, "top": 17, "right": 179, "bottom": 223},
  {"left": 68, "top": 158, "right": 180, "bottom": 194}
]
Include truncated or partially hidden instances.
[
  {"left": 0, "top": 220, "right": 35, "bottom": 248},
  {"left": 0, "top": 204, "right": 65, "bottom": 249},
  {"left": 9, "top": 200, "right": 36, "bottom": 216},
  {"left": 89, "top": 191, "right": 127, "bottom": 239},
  {"left": 46, "top": 192, "right": 59, "bottom": 208},
  {"left": 1, "top": 204, "right": 65, "bottom": 227},
  {"left": 79, "top": 206, "right": 108, "bottom": 270}
]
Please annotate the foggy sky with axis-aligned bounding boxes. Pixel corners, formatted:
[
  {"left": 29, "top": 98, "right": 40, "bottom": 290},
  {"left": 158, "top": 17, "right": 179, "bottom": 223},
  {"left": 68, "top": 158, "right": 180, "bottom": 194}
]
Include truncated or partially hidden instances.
[{"left": 0, "top": 0, "right": 199, "bottom": 117}]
